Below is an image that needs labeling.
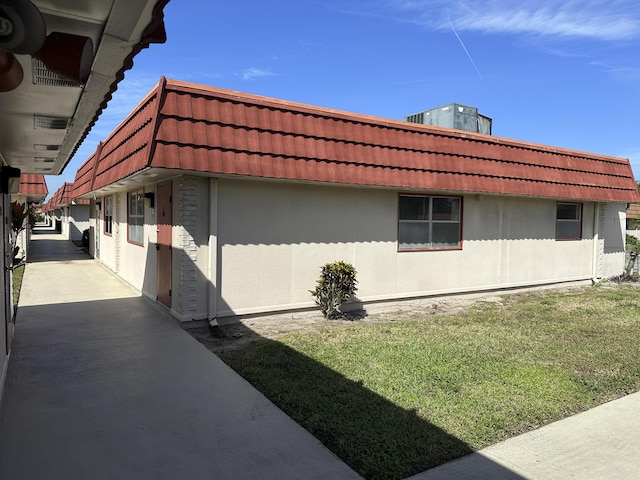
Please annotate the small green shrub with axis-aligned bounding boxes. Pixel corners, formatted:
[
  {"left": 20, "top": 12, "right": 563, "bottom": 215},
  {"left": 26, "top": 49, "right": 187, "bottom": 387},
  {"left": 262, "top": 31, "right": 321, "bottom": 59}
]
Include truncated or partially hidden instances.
[{"left": 310, "top": 261, "right": 358, "bottom": 319}]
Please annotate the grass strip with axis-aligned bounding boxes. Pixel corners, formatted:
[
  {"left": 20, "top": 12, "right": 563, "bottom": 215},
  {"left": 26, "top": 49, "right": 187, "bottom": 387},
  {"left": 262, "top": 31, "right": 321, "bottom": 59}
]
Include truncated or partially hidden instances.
[{"left": 12, "top": 263, "right": 25, "bottom": 308}]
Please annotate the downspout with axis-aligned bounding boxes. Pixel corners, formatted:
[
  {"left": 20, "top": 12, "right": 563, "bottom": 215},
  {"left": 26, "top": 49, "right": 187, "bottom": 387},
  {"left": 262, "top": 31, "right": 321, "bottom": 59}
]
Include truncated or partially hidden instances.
[{"left": 591, "top": 202, "right": 601, "bottom": 283}]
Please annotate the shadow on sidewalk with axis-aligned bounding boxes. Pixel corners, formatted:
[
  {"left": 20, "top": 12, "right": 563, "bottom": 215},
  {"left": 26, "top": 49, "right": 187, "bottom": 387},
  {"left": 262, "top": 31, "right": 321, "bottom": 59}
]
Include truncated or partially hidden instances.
[
  {"left": 26, "top": 228, "right": 91, "bottom": 263},
  {"left": 194, "top": 322, "right": 527, "bottom": 480}
]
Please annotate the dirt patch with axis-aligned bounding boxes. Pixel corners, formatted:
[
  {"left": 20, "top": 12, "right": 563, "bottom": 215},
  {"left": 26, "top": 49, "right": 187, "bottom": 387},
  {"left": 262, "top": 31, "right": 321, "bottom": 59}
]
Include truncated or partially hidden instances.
[
  {"left": 189, "top": 283, "right": 588, "bottom": 354},
  {"left": 189, "top": 281, "right": 610, "bottom": 354}
]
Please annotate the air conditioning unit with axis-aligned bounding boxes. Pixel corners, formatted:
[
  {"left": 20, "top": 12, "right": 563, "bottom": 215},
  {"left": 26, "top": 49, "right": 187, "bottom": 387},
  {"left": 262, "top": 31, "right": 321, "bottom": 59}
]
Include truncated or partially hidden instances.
[{"left": 405, "top": 103, "right": 492, "bottom": 135}]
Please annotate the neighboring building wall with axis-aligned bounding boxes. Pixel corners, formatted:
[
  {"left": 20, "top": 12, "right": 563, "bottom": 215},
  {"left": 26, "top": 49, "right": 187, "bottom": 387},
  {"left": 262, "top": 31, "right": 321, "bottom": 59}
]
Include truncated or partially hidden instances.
[
  {"left": 96, "top": 190, "right": 158, "bottom": 295},
  {"left": 212, "top": 179, "right": 604, "bottom": 318},
  {"left": 13, "top": 222, "right": 30, "bottom": 262},
  {"left": 53, "top": 210, "right": 62, "bottom": 233},
  {"left": 97, "top": 196, "right": 118, "bottom": 274},
  {"left": 89, "top": 175, "right": 627, "bottom": 323},
  {"left": 68, "top": 205, "right": 90, "bottom": 242},
  {"left": 172, "top": 177, "right": 211, "bottom": 321},
  {"left": 600, "top": 202, "right": 626, "bottom": 278},
  {"left": 60, "top": 206, "right": 70, "bottom": 238}
]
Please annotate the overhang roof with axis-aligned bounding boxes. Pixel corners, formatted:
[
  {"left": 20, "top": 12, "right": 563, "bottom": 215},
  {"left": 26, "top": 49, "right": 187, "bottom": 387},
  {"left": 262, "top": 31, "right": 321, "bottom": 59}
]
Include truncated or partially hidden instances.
[
  {"left": 46, "top": 181, "right": 87, "bottom": 208},
  {"left": 73, "top": 78, "right": 640, "bottom": 203},
  {"left": 18, "top": 174, "right": 48, "bottom": 197},
  {"left": 626, "top": 203, "right": 640, "bottom": 220},
  {"left": 0, "top": 0, "right": 168, "bottom": 176}
]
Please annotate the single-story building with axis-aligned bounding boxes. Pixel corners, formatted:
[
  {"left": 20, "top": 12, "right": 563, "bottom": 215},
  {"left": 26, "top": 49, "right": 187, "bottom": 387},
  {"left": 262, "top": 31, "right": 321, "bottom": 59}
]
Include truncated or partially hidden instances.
[
  {"left": 71, "top": 78, "right": 640, "bottom": 324},
  {"left": 47, "top": 182, "right": 90, "bottom": 242},
  {"left": 626, "top": 203, "right": 640, "bottom": 234}
]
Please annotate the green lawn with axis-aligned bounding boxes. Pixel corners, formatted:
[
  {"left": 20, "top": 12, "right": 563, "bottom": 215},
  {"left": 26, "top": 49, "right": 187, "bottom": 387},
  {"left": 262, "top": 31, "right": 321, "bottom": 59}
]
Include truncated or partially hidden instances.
[
  {"left": 219, "top": 284, "right": 640, "bottom": 480},
  {"left": 12, "top": 263, "right": 25, "bottom": 308}
]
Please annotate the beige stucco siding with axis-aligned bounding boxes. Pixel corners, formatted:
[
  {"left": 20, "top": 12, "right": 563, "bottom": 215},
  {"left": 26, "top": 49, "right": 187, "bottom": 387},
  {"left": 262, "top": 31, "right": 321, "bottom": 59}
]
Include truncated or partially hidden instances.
[
  {"left": 95, "top": 191, "right": 158, "bottom": 296},
  {"left": 600, "top": 202, "right": 626, "bottom": 278},
  {"left": 88, "top": 175, "right": 627, "bottom": 322},
  {"left": 97, "top": 195, "right": 118, "bottom": 273},
  {"left": 119, "top": 190, "right": 157, "bottom": 293},
  {"left": 214, "top": 179, "right": 616, "bottom": 317}
]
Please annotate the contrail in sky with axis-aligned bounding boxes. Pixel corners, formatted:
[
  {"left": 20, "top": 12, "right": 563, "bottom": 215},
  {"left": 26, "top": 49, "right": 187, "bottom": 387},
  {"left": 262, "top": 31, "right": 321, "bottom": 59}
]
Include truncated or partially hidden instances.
[{"left": 448, "top": 19, "right": 484, "bottom": 81}]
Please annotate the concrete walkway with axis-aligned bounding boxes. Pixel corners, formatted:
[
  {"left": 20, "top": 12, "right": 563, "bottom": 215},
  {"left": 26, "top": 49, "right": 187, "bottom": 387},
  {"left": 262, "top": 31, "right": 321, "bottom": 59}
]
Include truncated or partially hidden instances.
[
  {"left": 0, "top": 228, "right": 360, "bottom": 479},
  {"left": 2, "top": 228, "right": 639, "bottom": 479},
  {"left": 409, "top": 391, "right": 640, "bottom": 479}
]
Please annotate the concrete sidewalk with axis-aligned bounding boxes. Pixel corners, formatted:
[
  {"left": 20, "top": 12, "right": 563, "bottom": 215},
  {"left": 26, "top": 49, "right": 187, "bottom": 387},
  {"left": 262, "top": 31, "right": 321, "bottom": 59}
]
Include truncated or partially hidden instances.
[
  {"left": 0, "top": 229, "right": 360, "bottom": 479},
  {"left": 410, "top": 391, "right": 640, "bottom": 479}
]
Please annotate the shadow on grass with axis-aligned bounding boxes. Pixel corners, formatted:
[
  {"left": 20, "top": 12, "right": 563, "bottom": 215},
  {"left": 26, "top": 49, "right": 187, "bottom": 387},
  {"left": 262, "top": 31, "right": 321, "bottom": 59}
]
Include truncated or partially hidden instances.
[{"left": 197, "top": 323, "right": 526, "bottom": 480}]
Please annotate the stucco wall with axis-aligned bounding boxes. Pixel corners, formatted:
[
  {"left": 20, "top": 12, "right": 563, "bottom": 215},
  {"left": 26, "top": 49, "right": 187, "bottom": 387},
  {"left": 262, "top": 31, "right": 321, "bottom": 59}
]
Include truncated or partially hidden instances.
[
  {"left": 60, "top": 206, "right": 70, "bottom": 239},
  {"left": 94, "top": 190, "right": 159, "bottom": 301},
  {"left": 97, "top": 195, "right": 118, "bottom": 274},
  {"left": 89, "top": 175, "right": 627, "bottom": 323},
  {"left": 68, "top": 205, "right": 90, "bottom": 242},
  {"left": 171, "top": 177, "right": 210, "bottom": 321},
  {"left": 213, "top": 179, "right": 610, "bottom": 317},
  {"left": 118, "top": 190, "right": 157, "bottom": 293},
  {"left": 600, "top": 202, "right": 626, "bottom": 277}
]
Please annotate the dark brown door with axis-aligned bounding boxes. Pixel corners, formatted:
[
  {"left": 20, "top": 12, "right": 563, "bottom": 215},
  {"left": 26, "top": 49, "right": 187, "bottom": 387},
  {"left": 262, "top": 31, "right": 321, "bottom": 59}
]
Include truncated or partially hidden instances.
[{"left": 157, "top": 183, "right": 172, "bottom": 307}]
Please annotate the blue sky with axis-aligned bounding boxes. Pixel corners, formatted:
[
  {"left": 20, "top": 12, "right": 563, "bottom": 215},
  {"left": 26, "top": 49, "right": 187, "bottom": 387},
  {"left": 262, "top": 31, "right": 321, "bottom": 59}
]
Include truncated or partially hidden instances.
[{"left": 47, "top": 0, "right": 640, "bottom": 199}]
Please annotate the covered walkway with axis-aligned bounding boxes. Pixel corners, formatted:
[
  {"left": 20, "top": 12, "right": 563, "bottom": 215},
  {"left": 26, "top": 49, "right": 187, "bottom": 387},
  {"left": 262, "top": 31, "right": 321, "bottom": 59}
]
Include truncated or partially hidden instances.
[{"left": 0, "top": 227, "right": 360, "bottom": 479}]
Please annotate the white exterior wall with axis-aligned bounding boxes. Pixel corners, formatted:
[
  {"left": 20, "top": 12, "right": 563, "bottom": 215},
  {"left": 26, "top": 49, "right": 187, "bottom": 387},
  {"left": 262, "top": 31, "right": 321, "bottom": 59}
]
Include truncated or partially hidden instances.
[
  {"left": 87, "top": 175, "right": 627, "bottom": 323},
  {"left": 600, "top": 202, "right": 626, "bottom": 277},
  {"left": 97, "top": 195, "right": 118, "bottom": 273},
  {"left": 60, "top": 206, "right": 70, "bottom": 239},
  {"left": 171, "top": 177, "right": 210, "bottom": 321},
  {"left": 94, "top": 190, "right": 157, "bottom": 296},
  {"left": 117, "top": 190, "right": 157, "bottom": 294},
  {"left": 68, "top": 205, "right": 90, "bottom": 242},
  {"left": 213, "top": 179, "right": 613, "bottom": 318}
]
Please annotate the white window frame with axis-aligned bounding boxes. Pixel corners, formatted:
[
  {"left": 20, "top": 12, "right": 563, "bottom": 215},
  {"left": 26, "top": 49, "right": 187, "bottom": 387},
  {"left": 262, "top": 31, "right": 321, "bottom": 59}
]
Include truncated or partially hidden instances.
[
  {"left": 128, "top": 190, "right": 144, "bottom": 245},
  {"left": 104, "top": 196, "right": 113, "bottom": 236}
]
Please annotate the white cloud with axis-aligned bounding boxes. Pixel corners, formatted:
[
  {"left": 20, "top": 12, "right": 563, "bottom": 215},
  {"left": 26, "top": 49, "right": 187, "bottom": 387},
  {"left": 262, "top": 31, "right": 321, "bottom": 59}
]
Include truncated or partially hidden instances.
[
  {"left": 382, "top": 0, "right": 640, "bottom": 41},
  {"left": 241, "top": 67, "right": 277, "bottom": 81}
]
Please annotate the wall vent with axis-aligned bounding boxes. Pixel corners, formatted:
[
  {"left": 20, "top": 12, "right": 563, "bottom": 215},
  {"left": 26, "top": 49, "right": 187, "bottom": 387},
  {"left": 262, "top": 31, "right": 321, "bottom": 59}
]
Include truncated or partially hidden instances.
[
  {"left": 34, "top": 144, "right": 60, "bottom": 151},
  {"left": 32, "top": 58, "right": 81, "bottom": 88},
  {"left": 34, "top": 115, "right": 71, "bottom": 129}
]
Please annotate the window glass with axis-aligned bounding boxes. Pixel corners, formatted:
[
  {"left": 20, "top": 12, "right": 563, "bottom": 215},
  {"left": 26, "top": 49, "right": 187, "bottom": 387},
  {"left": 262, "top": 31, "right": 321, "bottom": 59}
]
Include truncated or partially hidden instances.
[
  {"left": 556, "top": 203, "right": 582, "bottom": 240},
  {"left": 432, "top": 197, "right": 460, "bottom": 221},
  {"left": 398, "top": 195, "right": 462, "bottom": 250},
  {"left": 399, "top": 196, "right": 427, "bottom": 220},
  {"left": 398, "top": 222, "right": 430, "bottom": 249},
  {"left": 128, "top": 191, "right": 144, "bottom": 244},
  {"left": 432, "top": 223, "right": 460, "bottom": 248},
  {"left": 557, "top": 203, "right": 580, "bottom": 220}
]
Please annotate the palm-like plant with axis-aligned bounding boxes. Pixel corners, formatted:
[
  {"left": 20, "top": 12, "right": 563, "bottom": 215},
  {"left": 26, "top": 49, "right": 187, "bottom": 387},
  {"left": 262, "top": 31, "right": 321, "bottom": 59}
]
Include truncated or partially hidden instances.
[{"left": 10, "top": 201, "right": 34, "bottom": 265}]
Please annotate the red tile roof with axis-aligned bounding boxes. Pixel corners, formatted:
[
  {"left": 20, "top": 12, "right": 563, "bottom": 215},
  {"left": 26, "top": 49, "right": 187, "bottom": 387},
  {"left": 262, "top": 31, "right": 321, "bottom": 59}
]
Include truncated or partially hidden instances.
[
  {"left": 64, "top": 0, "right": 169, "bottom": 172},
  {"left": 626, "top": 203, "right": 640, "bottom": 220},
  {"left": 47, "top": 182, "right": 89, "bottom": 209},
  {"left": 73, "top": 78, "right": 640, "bottom": 203},
  {"left": 18, "top": 174, "right": 48, "bottom": 196}
]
